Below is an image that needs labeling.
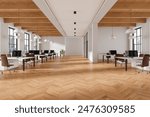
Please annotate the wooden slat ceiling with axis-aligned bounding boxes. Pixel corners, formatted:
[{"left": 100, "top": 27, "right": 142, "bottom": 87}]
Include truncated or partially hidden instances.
[
  {"left": 0, "top": 0, "right": 62, "bottom": 36},
  {"left": 98, "top": 0, "right": 150, "bottom": 27}
]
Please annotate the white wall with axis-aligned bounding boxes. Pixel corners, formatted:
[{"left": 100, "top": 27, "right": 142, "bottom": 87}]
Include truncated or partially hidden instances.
[
  {"left": 65, "top": 37, "right": 84, "bottom": 56},
  {"left": 95, "top": 27, "right": 128, "bottom": 54},
  {"left": 0, "top": 19, "right": 10, "bottom": 54},
  {"left": 0, "top": 18, "right": 1, "bottom": 53},
  {"left": 41, "top": 37, "right": 65, "bottom": 54},
  {"left": 93, "top": 27, "right": 128, "bottom": 62},
  {"left": 41, "top": 36, "right": 84, "bottom": 56},
  {"left": 87, "top": 25, "right": 93, "bottom": 61}
]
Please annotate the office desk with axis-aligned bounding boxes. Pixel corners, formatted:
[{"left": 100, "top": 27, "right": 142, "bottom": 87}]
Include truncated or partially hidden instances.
[
  {"left": 40, "top": 55, "right": 47, "bottom": 63},
  {"left": 35, "top": 55, "right": 48, "bottom": 63},
  {"left": 115, "top": 57, "right": 129, "bottom": 71},
  {"left": 115, "top": 57, "right": 144, "bottom": 71},
  {"left": 7, "top": 57, "right": 35, "bottom": 71}
]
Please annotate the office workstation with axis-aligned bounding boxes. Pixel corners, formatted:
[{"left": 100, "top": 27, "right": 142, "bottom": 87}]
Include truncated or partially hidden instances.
[{"left": 0, "top": 0, "right": 150, "bottom": 101}]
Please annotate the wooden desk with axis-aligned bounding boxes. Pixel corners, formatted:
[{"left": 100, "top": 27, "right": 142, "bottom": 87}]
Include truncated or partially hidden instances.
[
  {"left": 40, "top": 55, "right": 47, "bottom": 63},
  {"left": 7, "top": 57, "right": 35, "bottom": 71},
  {"left": 115, "top": 57, "right": 145, "bottom": 71},
  {"left": 22, "top": 57, "right": 35, "bottom": 71},
  {"left": 35, "top": 55, "right": 47, "bottom": 63},
  {"left": 115, "top": 57, "right": 128, "bottom": 71}
]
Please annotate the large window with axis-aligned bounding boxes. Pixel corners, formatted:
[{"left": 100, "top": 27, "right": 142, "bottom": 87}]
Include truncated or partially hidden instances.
[
  {"left": 133, "top": 27, "right": 142, "bottom": 54},
  {"left": 9, "top": 27, "right": 18, "bottom": 53},
  {"left": 33, "top": 35, "right": 39, "bottom": 50},
  {"left": 24, "top": 33, "right": 30, "bottom": 52}
]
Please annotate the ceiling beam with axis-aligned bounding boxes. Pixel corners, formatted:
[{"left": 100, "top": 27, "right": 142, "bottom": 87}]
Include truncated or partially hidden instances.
[
  {"left": 33, "top": 31, "right": 60, "bottom": 33},
  {"left": 117, "top": 0, "right": 148, "bottom": 2},
  {"left": 40, "top": 34, "right": 61, "bottom": 36},
  {"left": 4, "top": 18, "right": 50, "bottom": 23},
  {"left": 14, "top": 23, "right": 53, "bottom": 27},
  {"left": 99, "top": 23, "right": 136, "bottom": 27},
  {"left": 33, "top": 31, "right": 62, "bottom": 37},
  {"left": 100, "top": 18, "right": 146, "bottom": 23},
  {"left": 112, "top": 2, "right": 150, "bottom": 10},
  {"left": 21, "top": 26, "right": 56, "bottom": 30},
  {"left": 98, "top": 0, "right": 150, "bottom": 27},
  {"left": 0, "top": 11, "right": 45, "bottom": 18},
  {"left": 0, "top": 0, "right": 38, "bottom": 9},
  {"left": 0, "top": 0, "right": 62, "bottom": 36},
  {"left": 105, "top": 12, "right": 150, "bottom": 18},
  {"left": 28, "top": 29, "right": 57, "bottom": 32},
  {"left": 36, "top": 32, "right": 62, "bottom": 36}
]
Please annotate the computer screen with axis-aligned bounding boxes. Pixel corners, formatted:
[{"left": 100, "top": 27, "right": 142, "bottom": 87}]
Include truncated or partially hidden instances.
[
  {"left": 128, "top": 50, "right": 138, "bottom": 57},
  {"left": 34, "top": 50, "right": 40, "bottom": 54},
  {"left": 50, "top": 50, "right": 54, "bottom": 53},
  {"left": 109, "top": 50, "right": 117, "bottom": 55},
  {"left": 29, "top": 50, "right": 40, "bottom": 54},
  {"left": 29, "top": 50, "right": 34, "bottom": 54},
  {"left": 44, "top": 50, "right": 49, "bottom": 54},
  {"left": 12, "top": 50, "right": 22, "bottom": 57}
]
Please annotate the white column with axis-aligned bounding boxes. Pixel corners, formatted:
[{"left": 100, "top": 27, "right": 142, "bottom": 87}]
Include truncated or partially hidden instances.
[
  {"left": 0, "top": 18, "right": 2, "bottom": 53},
  {"left": 92, "top": 22, "right": 99, "bottom": 63}
]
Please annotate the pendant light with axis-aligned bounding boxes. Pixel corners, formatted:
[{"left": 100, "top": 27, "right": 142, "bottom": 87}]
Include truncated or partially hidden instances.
[
  {"left": 125, "top": 9, "right": 135, "bottom": 34},
  {"left": 15, "top": 9, "right": 21, "bottom": 39},
  {"left": 33, "top": 26, "right": 38, "bottom": 40}
]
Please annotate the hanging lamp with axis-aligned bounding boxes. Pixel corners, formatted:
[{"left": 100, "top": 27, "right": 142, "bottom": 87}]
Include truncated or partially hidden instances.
[{"left": 125, "top": 9, "right": 135, "bottom": 34}]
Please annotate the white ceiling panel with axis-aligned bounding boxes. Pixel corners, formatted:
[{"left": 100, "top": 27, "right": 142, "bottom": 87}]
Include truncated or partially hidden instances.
[{"left": 46, "top": 0, "right": 104, "bottom": 36}]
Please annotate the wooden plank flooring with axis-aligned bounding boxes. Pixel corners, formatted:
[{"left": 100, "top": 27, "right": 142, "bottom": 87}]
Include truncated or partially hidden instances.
[{"left": 0, "top": 56, "right": 150, "bottom": 100}]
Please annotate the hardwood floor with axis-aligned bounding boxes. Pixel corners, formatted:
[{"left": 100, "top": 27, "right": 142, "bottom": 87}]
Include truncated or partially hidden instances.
[{"left": 0, "top": 56, "right": 150, "bottom": 100}]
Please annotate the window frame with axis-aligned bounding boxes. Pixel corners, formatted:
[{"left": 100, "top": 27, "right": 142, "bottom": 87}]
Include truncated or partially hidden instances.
[
  {"left": 133, "top": 27, "right": 142, "bottom": 54},
  {"left": 8, "top": 27, "right": 18, "bottom": 53},
  {"left": 24, "top": 32, "right": 30, "bottom": 52}
]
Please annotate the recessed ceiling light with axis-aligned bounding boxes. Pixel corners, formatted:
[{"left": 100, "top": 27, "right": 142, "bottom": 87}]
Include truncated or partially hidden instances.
[
  {"left": 74, "top": 35, "right": 76, "bottom": 37},
  {"left": 74, "top": 11, "right": 77, "bottom": 14},
  {"left": 74, "top": 32, "right": 76, "bottom": 34},
  {"left": 74, "top": 28, "right": 76, "bottom": 30},
  {"left": 74, "top": 22, "right": 76, "bottom": 24}
]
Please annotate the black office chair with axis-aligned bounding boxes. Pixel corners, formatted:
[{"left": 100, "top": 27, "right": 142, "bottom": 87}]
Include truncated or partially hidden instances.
[
  {"left": 106, "top": 53, "right": 111, "bottom": 63},
  {"left": 50, "top": 50, "right": 56, "bottom": 59}
]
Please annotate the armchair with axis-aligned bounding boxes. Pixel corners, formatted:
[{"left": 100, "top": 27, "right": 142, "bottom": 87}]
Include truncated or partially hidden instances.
[
  {"left": 0, "top": 54, "right": 18, "bottom": 74},
  {"left": 133, "top": 54, "right": 150, "bottom": 73}
]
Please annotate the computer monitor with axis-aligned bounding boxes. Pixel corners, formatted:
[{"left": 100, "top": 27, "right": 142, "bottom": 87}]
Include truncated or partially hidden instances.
[
  {"left": 109, "top": 50, "right": 117, "bottom": 55},
  {"left": 44, "top": 50, "right": 49, "bottom": 54},
  {"left": 12, "top": 50, "right": 22, "bottom": 57},
  {"left": 29, "top": 50, "right": 40, "bottom": 54},
  {"left": 128, "top": 50, "right": 138, "bottom": 57},
  {"left": 29, "top": 50, "right": 34, "bottom": 54},
  {"left": 34, "top": 50, "right": 40, "bottom": 54},
  {"left": 50, "top": 50, "right": 54, "bottom": 53}
]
